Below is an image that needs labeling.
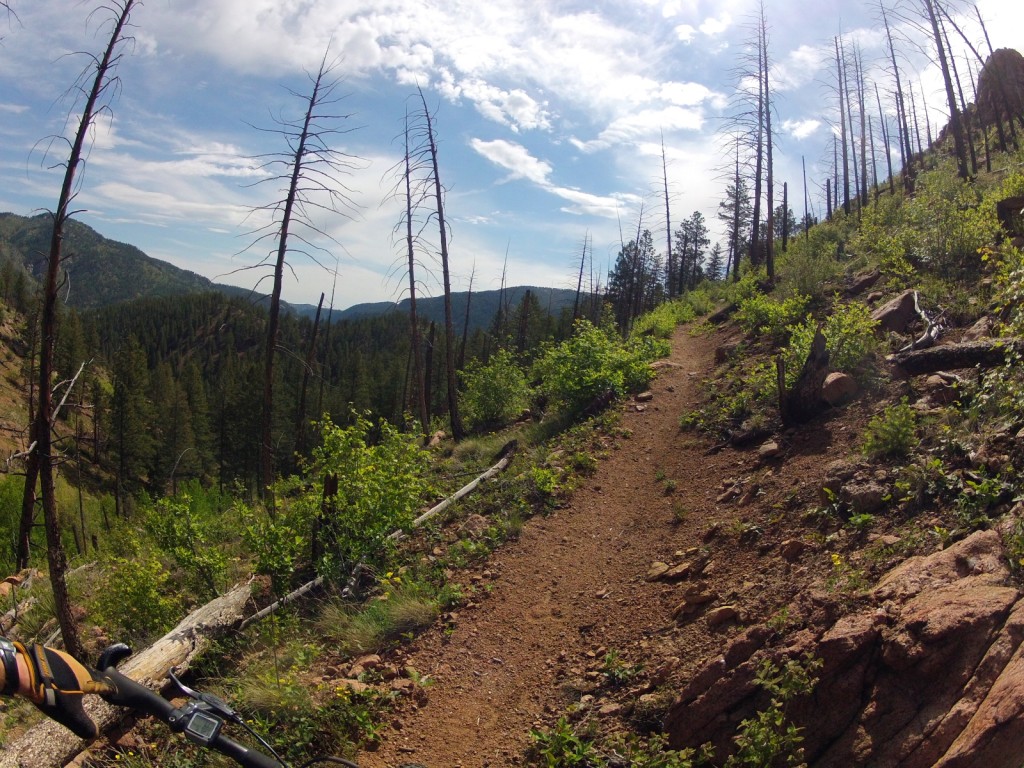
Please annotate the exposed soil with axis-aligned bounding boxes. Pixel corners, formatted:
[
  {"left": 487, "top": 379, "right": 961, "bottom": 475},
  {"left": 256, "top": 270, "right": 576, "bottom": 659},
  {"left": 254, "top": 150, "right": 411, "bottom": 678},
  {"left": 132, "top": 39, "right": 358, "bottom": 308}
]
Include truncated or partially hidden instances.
[{"left": 355, "top": 323, "right": 885, "bottom": 768}]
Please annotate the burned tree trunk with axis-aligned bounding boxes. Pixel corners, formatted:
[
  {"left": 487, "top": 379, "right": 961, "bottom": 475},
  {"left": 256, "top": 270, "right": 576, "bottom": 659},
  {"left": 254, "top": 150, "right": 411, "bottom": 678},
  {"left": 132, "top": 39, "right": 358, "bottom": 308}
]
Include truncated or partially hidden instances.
[{"left": 777, "top": 326, "right": 830, "bottom": 425}]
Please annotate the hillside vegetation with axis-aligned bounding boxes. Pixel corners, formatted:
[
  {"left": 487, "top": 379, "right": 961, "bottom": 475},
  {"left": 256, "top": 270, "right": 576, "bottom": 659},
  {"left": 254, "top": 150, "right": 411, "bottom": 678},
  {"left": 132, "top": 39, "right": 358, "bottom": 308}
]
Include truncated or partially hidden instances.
[{"left": 2, "top": 49, "right": 1024, "bottom": 768}]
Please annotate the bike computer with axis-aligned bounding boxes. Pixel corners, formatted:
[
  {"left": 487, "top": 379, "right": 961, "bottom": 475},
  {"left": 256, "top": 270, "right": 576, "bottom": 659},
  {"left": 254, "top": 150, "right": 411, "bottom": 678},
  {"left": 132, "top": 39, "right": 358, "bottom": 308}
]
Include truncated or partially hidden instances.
[{"left": 183, "top": 708, "right": 223, "bottom": 746}]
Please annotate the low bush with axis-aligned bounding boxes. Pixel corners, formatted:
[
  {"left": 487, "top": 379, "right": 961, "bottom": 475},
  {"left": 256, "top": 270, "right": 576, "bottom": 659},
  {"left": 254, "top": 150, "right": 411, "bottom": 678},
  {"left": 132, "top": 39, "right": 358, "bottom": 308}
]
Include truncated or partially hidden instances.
[
  {"left": 534, "top": 320, "right": 655, "bottom": 414},
  {"left": 461, "top": 349, "right": 531, "bottom": 430},
  {"left": 783, "top": 300, "right": 878, "bottom": 385},
  {"left": 862, "top": 398, "right": 917, "bottom": 459},
  {"left": 735, "top": 292, "right": 809, "bottom": 343}
]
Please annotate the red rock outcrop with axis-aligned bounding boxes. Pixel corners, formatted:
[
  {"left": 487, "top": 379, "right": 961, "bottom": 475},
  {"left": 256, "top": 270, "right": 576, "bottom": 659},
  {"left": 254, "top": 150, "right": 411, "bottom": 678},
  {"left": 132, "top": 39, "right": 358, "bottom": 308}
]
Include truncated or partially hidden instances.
[{"left": 665, "top": 530, "right": 1024, "bottom": 767}]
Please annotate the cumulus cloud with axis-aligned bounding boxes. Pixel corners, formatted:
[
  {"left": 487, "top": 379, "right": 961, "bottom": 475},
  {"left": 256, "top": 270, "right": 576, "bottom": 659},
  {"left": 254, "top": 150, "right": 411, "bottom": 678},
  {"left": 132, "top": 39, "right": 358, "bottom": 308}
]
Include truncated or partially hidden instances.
[
  {"left": 782, "top": 119, "right": 822, "bottom": 140},
  {"left": 675, "top": 24, "right": 696, "bottom": 43},
  {"left": 700, "top": 14, "right": 732, "bottom": 36},
  {"left": 469, "top": 138, "right": 552, "bottom": 184}
]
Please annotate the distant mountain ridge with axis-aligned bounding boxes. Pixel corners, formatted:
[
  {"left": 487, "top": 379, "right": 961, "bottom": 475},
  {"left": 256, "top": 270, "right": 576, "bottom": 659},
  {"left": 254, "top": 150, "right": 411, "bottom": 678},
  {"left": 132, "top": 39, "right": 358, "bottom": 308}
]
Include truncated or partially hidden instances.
[
  {"left": 327, "top": 286, "right": 583, "bottom": 332},
  {"left": 0, "top": 211, "right": 584, "bottom": 329}
]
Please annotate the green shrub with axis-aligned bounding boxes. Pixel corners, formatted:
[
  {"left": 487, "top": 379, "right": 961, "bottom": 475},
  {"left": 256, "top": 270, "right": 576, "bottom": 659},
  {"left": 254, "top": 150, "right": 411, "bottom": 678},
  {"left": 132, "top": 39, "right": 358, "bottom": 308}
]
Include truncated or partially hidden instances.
[
  {"left": 862, "top": 399, "right": 917, "bottom": 459},
  {"left": 726, "top": 655, "right": 822, "bottom": 767},
  {"left": 461, "top": 349, "right": 531, "bottom": 430},
  {"left": 243, "top": 413, "right": 431, "bottom": 591},
  {"left": 777, "top": 223, "right": 845, "bottom": 299},
  {"left": 145, "top": 493, "right": 227, "bottom": 601},
  {"left": 631, "top": 299, "right": 697, "bottom": 339},
  {"left": 735, "top": 292, "right": 809, "bottom": 342},
  {"left": 783, "top": 300, "right": 878, "bottom": 386},
  {"left": 534, "top": 320, "right": 654, "bottom": 414},
  {"left": 905, "top": 161, "right": 1001, "bottom": 276},
  {"left": 93, "top": 547, "right": 181, "bottom": 644}
]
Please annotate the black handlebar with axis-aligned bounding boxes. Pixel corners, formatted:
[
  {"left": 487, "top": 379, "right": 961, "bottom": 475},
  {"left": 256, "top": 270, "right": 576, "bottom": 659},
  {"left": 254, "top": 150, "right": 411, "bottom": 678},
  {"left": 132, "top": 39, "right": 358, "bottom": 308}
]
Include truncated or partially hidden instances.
[{"left": 98, "top": 667, "right": 284, "bottom": 768}]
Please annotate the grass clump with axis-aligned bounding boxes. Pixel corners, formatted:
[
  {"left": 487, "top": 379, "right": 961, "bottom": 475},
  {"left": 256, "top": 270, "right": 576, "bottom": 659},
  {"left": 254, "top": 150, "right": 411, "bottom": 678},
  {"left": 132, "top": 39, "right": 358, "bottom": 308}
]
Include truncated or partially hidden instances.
[{"left": 317, "top": 579, "right": 440, "bottom": 656}]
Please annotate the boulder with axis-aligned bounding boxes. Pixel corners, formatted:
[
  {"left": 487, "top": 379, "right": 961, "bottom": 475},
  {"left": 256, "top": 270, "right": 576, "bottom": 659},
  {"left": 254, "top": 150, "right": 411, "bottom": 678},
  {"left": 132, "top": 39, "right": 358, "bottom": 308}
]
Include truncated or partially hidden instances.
[
  {"left": 845, "top": 269, "right": 881, "bottom": 297},
  {"left": 840, "top": 481, "right": 887, "bottom": 515},
  {"left": 822, "top": 372, "right": 858, "bottom": 406},
  {"left": 962, "top": 315, "right": 994, "bottom": 342},
  {"left": 871, "top": 289, "right": 918, "bottom": 333}
]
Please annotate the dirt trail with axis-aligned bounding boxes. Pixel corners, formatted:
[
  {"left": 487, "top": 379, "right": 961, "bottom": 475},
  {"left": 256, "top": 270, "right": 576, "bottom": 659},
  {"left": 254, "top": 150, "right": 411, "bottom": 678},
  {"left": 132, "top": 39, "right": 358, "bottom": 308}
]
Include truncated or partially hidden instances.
[{"left": 358, "top": 325, "right": 729, "bottom": 768}]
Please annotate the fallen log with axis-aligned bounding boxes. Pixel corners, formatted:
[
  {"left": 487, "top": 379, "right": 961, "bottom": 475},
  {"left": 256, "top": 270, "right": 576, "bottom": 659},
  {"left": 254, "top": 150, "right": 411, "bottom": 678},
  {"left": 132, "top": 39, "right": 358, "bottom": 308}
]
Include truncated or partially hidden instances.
[
  {"left": 888, "top": 338, "right": 1024, "bottom": 376},
  {"left": 0, "top": 580, "right": 255, "bottom": 768}
]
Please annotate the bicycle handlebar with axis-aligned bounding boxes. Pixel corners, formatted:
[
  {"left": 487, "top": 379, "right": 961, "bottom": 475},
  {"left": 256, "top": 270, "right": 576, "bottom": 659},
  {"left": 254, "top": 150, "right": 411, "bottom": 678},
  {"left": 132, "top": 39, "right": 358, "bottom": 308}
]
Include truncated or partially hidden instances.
[{"left": 98, "top": 667, "right": 283, "bottom": 768}]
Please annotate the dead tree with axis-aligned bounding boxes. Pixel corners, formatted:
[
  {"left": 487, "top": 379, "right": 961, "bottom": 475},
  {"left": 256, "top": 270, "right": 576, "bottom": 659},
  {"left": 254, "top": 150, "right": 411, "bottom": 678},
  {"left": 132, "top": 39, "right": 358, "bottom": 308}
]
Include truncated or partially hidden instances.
[
  {"left": 397, "top": 108, "right": 429, "bottom": 434},
  {"left": 923, "top": 0, "right": 970, "bottom": 178},
  {"left": 835, "top": 36, "right": 852, "bottom": 216},
  {"left": 572, "top": 232, "right": 589, "bottom": 324},
  {"left": 881, "top": 1, "right": 915, "bottom": 191},
  {"left": 417, "top": 86, "right": 464, "bottom": 439},
  {"left": 761, "top": 6, "right": 775, "bottom": 281},
  {"left": 244, "top": 51, "right": 360, "bottom": 499},
  {"left": 19, "top": 0, "right": 138, "bottom": 660},
  {"left": 875, "top": 82, "right": 896, "bottom": 195},
  {"left": 661, "top": 133, "right": 675, "bottom": 297}
]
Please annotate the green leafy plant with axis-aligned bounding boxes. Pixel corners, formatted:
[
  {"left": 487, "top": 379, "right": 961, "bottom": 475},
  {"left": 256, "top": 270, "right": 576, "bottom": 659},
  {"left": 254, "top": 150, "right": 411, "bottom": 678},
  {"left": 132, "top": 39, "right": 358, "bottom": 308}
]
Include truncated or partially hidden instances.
[
  {"left": 461, "top": 349, "right": 531, "bottom": 430},
  {"left": 145, "top": 494, "right": 227, "bottom": 600},
  {"left": 528, "top": 717, "right": 601, "bottom": 767},
  {"left": 847, "top": 513, "right": 875, "bottom": 532},
  {"left": 735, "top": 292, "right": 809, "bottom": 343},
  {"left": 862, "top": 399, "right": 917, "bottom": 459},
  {"left": 725, "top": 655, "right": 822, "bottom": 768},
  {"left": 600, "top": 649, "right": 640, "bottom": 687},
  {"left": 783, "top": 300, "right": 878, "bottom": 386},
  {"left": 93, "top": 548, "right": 182, "bottom": 645},
  {"left": 534, "top": 320, "right": 655, "bottom": 415}
]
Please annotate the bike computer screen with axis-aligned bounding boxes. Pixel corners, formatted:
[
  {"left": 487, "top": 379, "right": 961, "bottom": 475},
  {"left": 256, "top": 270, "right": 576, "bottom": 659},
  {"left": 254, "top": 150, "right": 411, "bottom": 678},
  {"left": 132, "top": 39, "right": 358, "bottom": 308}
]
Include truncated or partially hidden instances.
[{"left": 184, "top": 710, "right": 223, "bottom": 745}]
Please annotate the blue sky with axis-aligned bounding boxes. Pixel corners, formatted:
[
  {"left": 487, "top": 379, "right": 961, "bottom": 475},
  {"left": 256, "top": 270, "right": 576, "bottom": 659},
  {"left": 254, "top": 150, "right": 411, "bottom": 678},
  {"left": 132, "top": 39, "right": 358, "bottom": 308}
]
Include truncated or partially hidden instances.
[{"left": 0, "top": 0, "right": 1020, "bottom": 310}]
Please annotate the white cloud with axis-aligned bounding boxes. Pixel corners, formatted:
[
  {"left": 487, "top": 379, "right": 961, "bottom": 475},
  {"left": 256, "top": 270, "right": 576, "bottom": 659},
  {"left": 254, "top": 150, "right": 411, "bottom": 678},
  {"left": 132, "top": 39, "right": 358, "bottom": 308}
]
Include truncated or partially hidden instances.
[
  {"left": 674, "top": 24, "right": 696, "bottom": 43},
  {"left": 469, "top": 138, "right": 552, "bottom": 184},
  {"left": 573, "top": 106, "right": 705, "bottom": 153},
  {"left": 0, "top": 103, "right": 29, "bottom": 114},
  {"left": 699, "top": 14, "right": 732, "bottom": 37},
  {"left": 455, "top": 79, "right": 551, "bottom": 132},
  {"left": 783, "top": 119, "right": 822, "bottom": 140}
]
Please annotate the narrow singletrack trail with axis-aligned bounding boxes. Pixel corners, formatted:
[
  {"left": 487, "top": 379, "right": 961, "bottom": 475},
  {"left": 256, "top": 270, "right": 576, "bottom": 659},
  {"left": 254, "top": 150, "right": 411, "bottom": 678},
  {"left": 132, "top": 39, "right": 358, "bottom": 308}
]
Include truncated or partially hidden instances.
[{"left": 359, "top": 325, "right": 724, "bottom": 768}]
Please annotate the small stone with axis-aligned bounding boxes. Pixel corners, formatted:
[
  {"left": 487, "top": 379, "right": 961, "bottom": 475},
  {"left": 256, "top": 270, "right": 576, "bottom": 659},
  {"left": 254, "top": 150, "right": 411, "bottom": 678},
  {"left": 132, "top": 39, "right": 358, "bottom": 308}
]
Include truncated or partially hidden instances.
[
  {"left": 598, "top": 702, "right": 623, "bottom": 716},
  {"left": 780, "top": 539, "right": 806, "bottom": 562},
  {"left": 717, "top": 487, "right": 741, "bottom": 503},
  {"left": 706, "top": 605, "right": 740, "bottom": 627},
  {"left": 646, "top": 562, "right": 671, "bottom": 581},
  {"left": 662, "top": 562, "right": 692, "bottom": 581},
  {"left": 841, "top": 481, "right": 887, "bottom": 515},
  {"left": 635, "top": 404, "right": 648, "bottom": 412},
  {"left": 758, "top": 440, "right": 781, "bottom": 459},
  {"left": 339, "top": 678, "right": 372, "bottom": 694},
  {"left": 636, "top": 391, "right": 654, "bottom": 402},
  {"left": 391, "top": 678, "right": 415, "bottom": 693}
]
